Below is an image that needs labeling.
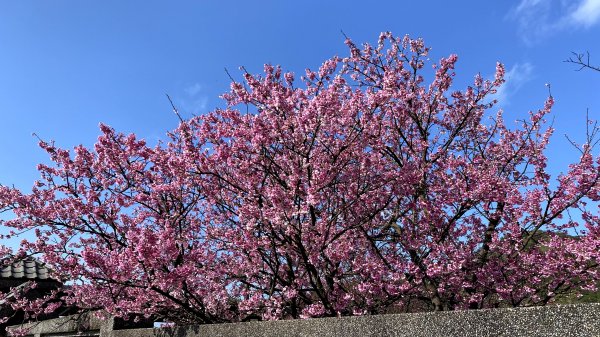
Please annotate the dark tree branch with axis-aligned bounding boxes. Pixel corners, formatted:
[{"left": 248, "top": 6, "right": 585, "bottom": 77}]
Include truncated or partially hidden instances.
[{"left": 565, "top": 51, "right": 600, "bottom": 72}]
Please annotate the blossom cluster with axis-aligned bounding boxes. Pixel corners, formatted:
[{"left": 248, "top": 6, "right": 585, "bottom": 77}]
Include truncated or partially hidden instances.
[{"left": 1, "top": 33, "right": 600, "bottom": 323}]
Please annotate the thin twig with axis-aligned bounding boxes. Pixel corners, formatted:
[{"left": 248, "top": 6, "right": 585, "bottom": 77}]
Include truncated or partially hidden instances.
[
  {"left": 564, "top": 51, "right": 600, "bottom": 72},
  {"left": 166, "top": 94, "right": 184, "bottom": 123}
]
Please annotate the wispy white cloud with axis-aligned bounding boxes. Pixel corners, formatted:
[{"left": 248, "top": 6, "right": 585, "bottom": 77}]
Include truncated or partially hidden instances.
[
  {"left": 184, "top": 83, "right": 203, "bottom": 96},
  {"left": 179, "top": 83, "right": 209, "bottom": 115},
  {"left": 515, "top": 0, "right": 545, "bottom": 15},
  {"left": 570, "top": 0, "right": 600, "bottom": 27},
  {"left": 490, "top": 62, "right": 534, "bottom": 106},
  {"left": 509, "top": 0, "right": 557, "bottom": 44},
  {"left": 509, "top": 0, "right": 600, "bottom": 44}
]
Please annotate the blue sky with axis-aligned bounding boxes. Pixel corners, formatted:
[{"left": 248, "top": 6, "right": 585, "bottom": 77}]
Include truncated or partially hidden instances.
[{"left": 0, "top": 2, "right": 599, "bottom": 207}]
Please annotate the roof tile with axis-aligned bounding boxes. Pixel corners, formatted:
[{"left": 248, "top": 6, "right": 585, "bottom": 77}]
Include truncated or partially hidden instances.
[{"left": 1, "top": 258, "right": 50, "bottom": 280}]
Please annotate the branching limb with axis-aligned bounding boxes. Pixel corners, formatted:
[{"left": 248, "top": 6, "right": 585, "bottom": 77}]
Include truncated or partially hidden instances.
[{"left": 565, "top": 51, "right": 600, "bottom": 72}]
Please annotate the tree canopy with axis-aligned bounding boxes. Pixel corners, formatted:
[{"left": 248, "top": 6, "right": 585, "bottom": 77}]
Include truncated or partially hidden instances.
[{"left": 2, "top": 33, "right": 600, "bottom": 324}]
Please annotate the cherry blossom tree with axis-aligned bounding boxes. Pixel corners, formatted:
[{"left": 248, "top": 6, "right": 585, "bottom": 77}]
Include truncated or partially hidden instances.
[{"left": 2, "top": 32, "right": 600, "bottom": 324}]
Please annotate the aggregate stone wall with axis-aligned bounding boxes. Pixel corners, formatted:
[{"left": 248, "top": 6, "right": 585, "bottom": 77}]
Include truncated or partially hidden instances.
[{"left": 9, "top": 303, "right": 600, "bottom": 337}]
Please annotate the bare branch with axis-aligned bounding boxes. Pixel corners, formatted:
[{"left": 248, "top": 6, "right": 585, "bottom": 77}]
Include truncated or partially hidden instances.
[
  {"left": 166, "top": 93, "right": 184, "bottom": 123},
  {"left": 565, "top": 51, "right": 600, "bottom": 72}
]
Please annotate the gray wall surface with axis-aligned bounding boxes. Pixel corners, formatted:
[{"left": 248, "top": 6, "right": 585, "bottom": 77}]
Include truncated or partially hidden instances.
[{"left": 9, "top": 303, "right": 600, "bottom": 337}]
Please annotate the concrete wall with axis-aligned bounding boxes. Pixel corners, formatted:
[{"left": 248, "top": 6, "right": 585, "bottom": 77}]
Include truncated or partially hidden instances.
[
  {"left": 9, "top": 303, "right": 600, "bottom": 337},
  {"left": 7, "top": 313, "right": 105, "bottom": 337},
  {"left": 6, "top": 313, "right": 152, "bottom": 337}
]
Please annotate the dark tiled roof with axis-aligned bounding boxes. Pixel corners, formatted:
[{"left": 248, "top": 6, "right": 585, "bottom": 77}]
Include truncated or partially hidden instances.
[{"left": 0, "top": 258, "right": 49, "bottom": 280}]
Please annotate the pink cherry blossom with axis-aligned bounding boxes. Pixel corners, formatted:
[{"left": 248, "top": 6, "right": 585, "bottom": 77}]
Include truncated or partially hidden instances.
[{"left": 1, "top": 33, "right": 600, "bottom": 324}]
